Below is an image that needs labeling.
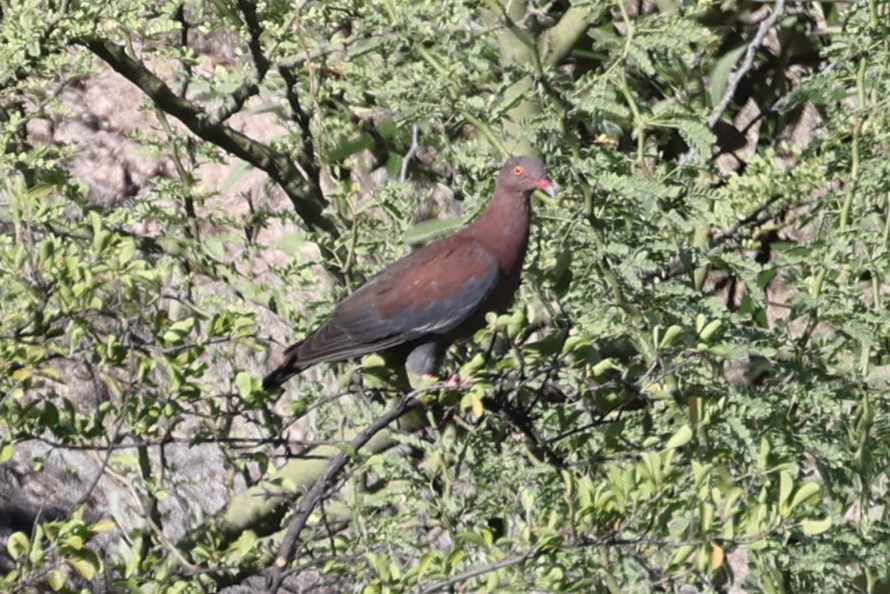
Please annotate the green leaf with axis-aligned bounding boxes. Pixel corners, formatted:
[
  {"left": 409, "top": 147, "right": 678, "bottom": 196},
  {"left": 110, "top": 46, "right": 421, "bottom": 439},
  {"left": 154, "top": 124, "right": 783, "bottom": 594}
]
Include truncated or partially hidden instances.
[
  {"left": 658, "top": 324, "right": 684, "bottom": 349},
  {"left": 698, "top": 319, "right": 722, "bottom": 341},
  {"left": 801, "top": 516, "right": 832, "bottom": 536},
  {"left": 709, "top": 44, "right": 747, "bottom": 108},
  {"left": 327, "top": 120, "right": 398, "bottom": 162},
  {"left": 666, "top": 425, "right": 693, "bottom": 449},
  {"left": 334, "top": 443, "right": 357, "bottom": 458},
  {"left": 416, "top": 552, "right": 436, "bottom": 579},
  {"left": 229, "top": 529, "right": 258, "bottom": 557},
  {"left": 92, "top": 518, "right": 117, "bottom": 533},
  {"left": 779, "top": 470, "right": 794, "bottom": 516},
  {"left": 779, "top": 471, "right": 793, "bottom": 510},
  {"left": 592, "top": 358, "right": 614, "bottom": 376},
  {"left": 789, "top": 482, "right": 821, "bottom": 512},
  {"left": 0, "top": 442, "right": 14, "bottom": 463},
  {"left": 235, "top": 371, "right": 254, "bottom": 398},
  {"left": 6, "top": 532, "right": 29, "bottom": 560},
  {"left": 276, "top": 232, "right": 306, "bottom": 254},
  {"left": 671, "top": 544, "right": 695, "bottom": 566},
  {"left": 89, "top": 210, "right": 102, "bottom": 240},
  {"left": 118, "top": 238, "right": 136, "bottom": 267},
  {"left": 404, "top": 217, "right": 463, "bottom": 247},
  {"left": 68, "top": 549, "right": 101, "bottom": 580},
  {"left": 162, "top": 317, "right": 195, "bottom": 344},
  {"left": 221, "top": 159, "right": 253, "bottom": 193},
  {"left": 675, "top": 118, "right": 716, "bottom": 159},
  {"left": 46, "top": 569, "right": 65, "bottom": 591}
]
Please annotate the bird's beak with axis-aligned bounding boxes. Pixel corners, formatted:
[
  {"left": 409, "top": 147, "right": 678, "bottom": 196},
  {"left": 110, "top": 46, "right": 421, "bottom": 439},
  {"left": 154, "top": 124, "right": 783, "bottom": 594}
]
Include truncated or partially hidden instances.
[{"left": 536, "top": 179, "right": 557, "bottom": 200}]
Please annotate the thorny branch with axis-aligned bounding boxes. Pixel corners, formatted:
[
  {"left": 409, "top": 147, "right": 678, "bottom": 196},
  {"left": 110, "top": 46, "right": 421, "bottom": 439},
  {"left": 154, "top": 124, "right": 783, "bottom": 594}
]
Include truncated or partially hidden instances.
[{"left": 707, "top": 0, "right": 788, "bottom": 128}]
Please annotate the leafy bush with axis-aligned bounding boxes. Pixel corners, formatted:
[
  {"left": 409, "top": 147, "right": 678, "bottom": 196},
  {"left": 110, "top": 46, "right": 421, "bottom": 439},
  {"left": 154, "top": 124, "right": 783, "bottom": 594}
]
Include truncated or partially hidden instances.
[{"left": 1, "top": 0, "right": 889, "bottom": 592}]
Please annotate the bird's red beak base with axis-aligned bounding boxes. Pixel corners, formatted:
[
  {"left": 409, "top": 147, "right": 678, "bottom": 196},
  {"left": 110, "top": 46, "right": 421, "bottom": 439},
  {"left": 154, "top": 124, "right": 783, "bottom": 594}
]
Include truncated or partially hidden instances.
[{"left": 536, "top": 179, "right": 557, "bottom": 198}]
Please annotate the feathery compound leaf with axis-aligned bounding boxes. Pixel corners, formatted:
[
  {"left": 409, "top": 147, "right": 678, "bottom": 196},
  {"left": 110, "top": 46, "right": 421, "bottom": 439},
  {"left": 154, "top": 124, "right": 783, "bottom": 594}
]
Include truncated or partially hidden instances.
[{"left": 675, "top": 118, "right": 716, "bottom": 159}]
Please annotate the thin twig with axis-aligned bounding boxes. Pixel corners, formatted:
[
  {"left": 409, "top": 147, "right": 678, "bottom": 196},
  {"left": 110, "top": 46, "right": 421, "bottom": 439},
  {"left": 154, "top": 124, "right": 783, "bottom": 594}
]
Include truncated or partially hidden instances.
[
  {"left": 277, "top": 64, "right": 325, "bottom": 205},
  {"left": 649, "top": 191, "right": 789, "bottom": 283},
  {"left": 399, "top": 124, "right": 420, "bottom": 182},
  {"left": 707, "top": 0, "right": 787, "bottom": 128},
  {"left": 74, "top": 384, "right": 135, "bottom": 508},
  {"left": 417, "top": 546, "right": 541, "bottom": 594},
  {"left": 171, "top": 3, "right": 193, "bottom": 98}
]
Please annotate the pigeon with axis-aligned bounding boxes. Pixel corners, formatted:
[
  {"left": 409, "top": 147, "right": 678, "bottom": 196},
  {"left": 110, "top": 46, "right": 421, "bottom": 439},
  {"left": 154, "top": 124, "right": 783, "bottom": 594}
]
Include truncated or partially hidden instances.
[{"left": 263, "top": 155, "right": 555, "bottom": 389}]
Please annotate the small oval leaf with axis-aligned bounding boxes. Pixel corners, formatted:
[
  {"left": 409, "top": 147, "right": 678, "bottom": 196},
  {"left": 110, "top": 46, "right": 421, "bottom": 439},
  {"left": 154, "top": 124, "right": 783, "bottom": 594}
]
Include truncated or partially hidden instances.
[
  {"left": 666, "top": 425, "right": 693, "bottom": 450},
  {"left": 6, "top": 532, "right": 29, "bottom": 560},
  {"left": 801, "top": 516, "right": 832, "bottom": 536},
  {"left": 789, "top": 482, "right": 821, "bottom": 512}
]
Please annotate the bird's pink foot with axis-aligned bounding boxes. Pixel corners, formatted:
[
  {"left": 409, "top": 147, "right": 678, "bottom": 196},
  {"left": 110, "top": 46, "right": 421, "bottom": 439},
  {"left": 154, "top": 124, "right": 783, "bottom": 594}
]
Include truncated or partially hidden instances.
[
  {"left": 417, "top": 373, "right": 470, "bottom": 389},
  {"left": 444, "top": 373, "right": 471, "bottom": 389}
]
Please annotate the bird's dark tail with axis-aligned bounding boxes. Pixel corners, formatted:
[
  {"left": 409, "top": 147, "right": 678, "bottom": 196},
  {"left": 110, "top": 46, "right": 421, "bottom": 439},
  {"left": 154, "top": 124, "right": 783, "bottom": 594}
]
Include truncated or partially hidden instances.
[{"left": 262, "top": 349, "right": 304, "bottom": 391}]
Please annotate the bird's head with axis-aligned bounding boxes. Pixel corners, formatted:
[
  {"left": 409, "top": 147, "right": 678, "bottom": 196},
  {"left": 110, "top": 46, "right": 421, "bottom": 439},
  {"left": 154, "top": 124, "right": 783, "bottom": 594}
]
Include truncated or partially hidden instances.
[{"left": 498, "top": 155, "right": 556, "bottom": 199}]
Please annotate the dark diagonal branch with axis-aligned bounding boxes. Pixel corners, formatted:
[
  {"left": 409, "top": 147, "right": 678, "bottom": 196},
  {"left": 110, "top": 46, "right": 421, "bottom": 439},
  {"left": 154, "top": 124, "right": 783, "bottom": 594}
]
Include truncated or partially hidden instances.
[
  {"left": 265, "top": 394, "right": 424, "bottom": 594},
  {"left": 81, "top": 38, "right": 339, "bottom": 238},
  {"left": 236, "top": 0, "right": 271, "bottom": 76},
  {"left": 708, "top": 0, "right": 787, "bottom": 128}
]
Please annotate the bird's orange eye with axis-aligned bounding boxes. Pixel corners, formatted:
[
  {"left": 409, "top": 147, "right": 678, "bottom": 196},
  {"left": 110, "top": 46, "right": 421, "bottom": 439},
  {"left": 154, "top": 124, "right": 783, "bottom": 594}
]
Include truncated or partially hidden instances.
[{"left": 513, "top": 165, "right": 524, "bottom": 175}]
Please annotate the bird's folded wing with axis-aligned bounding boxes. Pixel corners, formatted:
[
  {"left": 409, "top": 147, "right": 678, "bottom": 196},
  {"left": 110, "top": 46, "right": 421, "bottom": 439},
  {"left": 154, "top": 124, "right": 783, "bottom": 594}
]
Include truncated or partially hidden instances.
[{"left": 290, "top": 239, "right": 500, "bottom": 364}]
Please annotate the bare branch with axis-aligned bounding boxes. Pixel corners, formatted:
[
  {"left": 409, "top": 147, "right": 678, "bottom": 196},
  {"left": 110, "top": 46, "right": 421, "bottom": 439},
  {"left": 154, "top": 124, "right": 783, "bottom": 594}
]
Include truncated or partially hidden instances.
[
  {"left": 171, "top": 3, "right": 194, "bottom": 98},
  {"left": 707, "top": 0, "right": 787, "bottom": 128},
  {"left": 265, "top": 394, "right": 424, "bottom": 594}
]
